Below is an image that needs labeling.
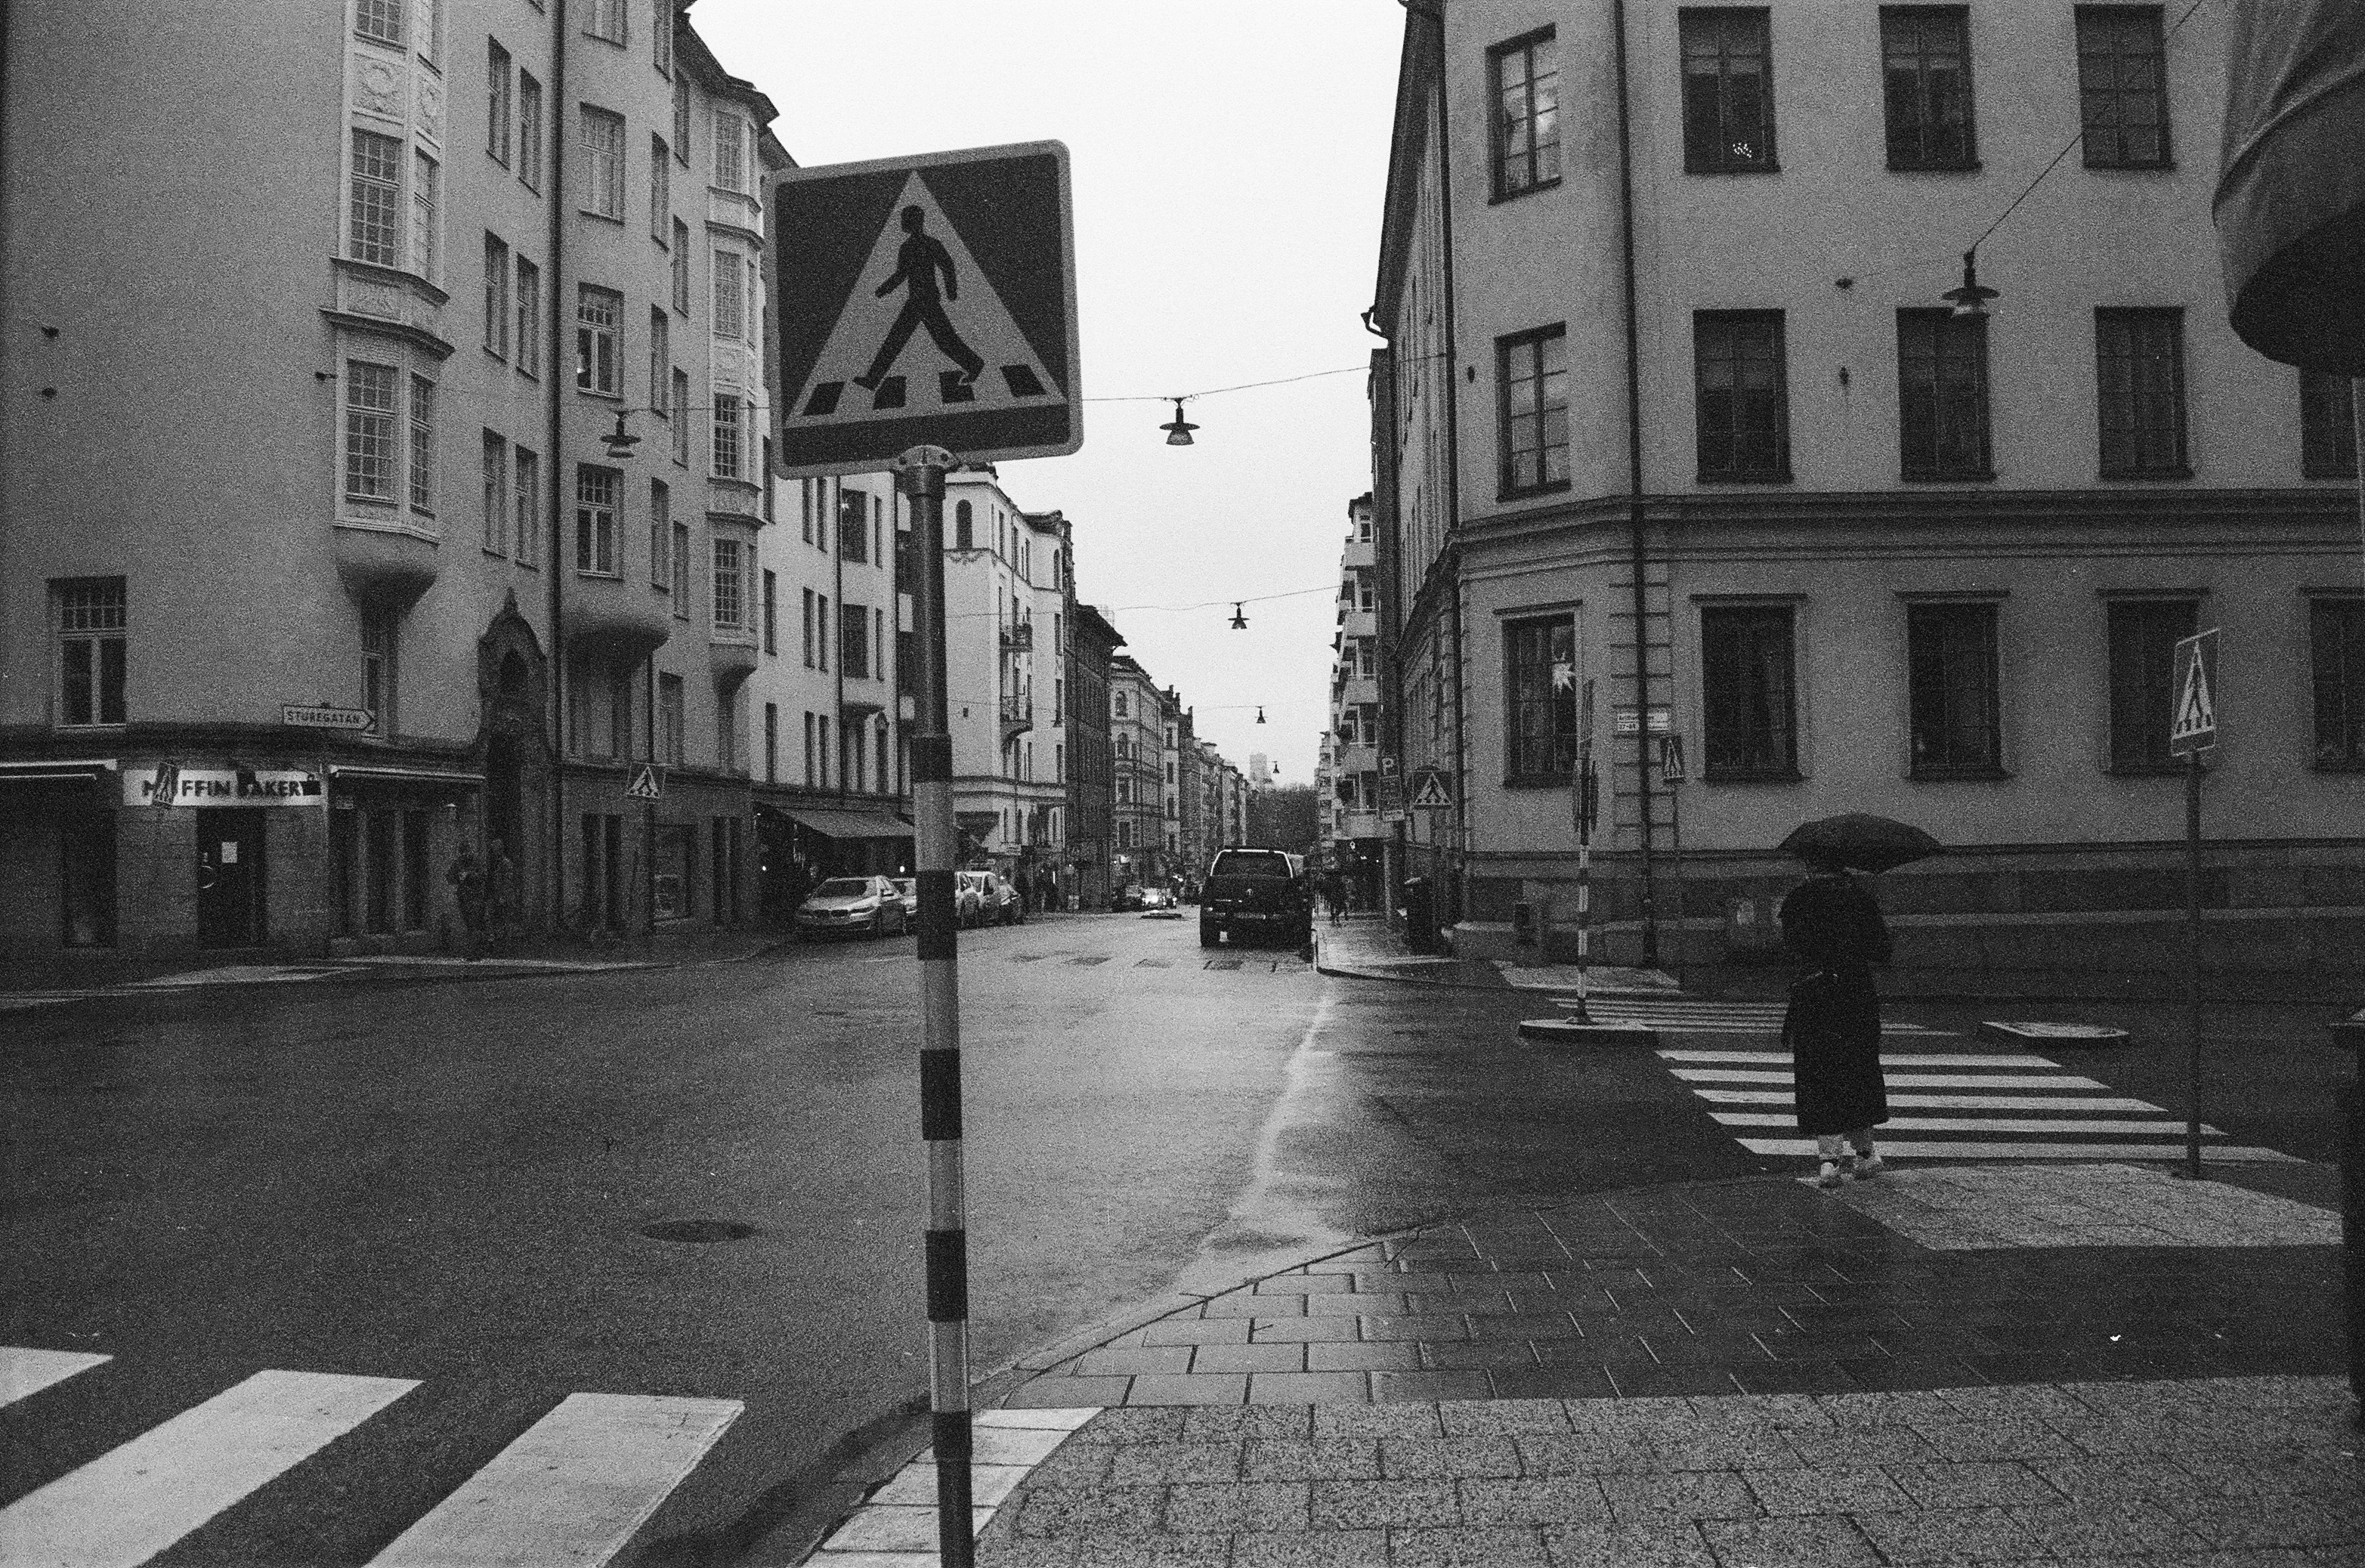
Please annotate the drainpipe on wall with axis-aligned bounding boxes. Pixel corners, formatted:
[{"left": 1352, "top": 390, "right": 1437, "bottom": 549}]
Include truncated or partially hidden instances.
[
  {"left": 546, "top": 0, "right": 570, "bottom": 932},
  {"left": 833, "top": 478, "right": 846, "bottom": 812},
  {"left": 1611, "top": 0, "right": 1661, "bottom": 966}
]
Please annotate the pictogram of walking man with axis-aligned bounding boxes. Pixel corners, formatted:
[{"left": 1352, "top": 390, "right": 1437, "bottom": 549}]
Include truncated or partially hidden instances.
[{"left": 854, "top": 204, "right": 985, "bottom": 392}]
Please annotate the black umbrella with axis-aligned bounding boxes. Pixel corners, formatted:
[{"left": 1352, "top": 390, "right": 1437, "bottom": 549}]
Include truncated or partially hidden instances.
[{"left": 1779, "top": 813, "right": 1942, "bottom": 874}]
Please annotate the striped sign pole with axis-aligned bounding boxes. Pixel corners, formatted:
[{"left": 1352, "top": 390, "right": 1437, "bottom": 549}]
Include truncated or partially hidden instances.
[
  {"left": 1569, "top": 679, "right": 1597, "bottom": 1023},
  {"left": 892, "top": 443, "right": 973, "bottom": 1568}
]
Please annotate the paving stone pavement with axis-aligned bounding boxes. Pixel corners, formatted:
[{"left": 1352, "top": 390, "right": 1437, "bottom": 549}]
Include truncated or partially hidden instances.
[{"left": 807, "top": 1171, "right": 2364, "bottom": 1566}]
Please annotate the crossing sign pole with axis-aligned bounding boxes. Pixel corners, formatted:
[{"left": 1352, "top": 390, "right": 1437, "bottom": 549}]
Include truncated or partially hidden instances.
[
  {"left": 774, "top": 141, "right": 1080, "bottom": 1568},
  {"left": 2170, "top": 628, "right": 2219, "bottom": 1181}
]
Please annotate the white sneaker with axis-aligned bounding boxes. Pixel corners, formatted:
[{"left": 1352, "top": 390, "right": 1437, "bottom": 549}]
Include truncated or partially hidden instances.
[{"left": 1816, "top": 1160, "right": 1845, "bottom": 1189}]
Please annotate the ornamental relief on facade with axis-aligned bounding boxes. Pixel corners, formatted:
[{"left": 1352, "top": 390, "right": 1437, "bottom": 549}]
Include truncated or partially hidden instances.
[
  {"left": 415, "top": 74, "right": 444, "bottom": 146},
  {"left": 351, "top": 52, "right": 404, "bottom": 122}
]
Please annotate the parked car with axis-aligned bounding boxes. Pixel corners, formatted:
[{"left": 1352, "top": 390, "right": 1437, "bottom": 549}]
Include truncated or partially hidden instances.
[
  {"left": 1109, "top": 883, "right": 1144, "bottom": 912},
  {"left": 1199, "top": 849, "right": 1312, "bottom": 949},
  {"left": 984, "top": 874, "right": 1025, "bottom": 925},
  {"left": 891, "top": 877, "right": 918, "bottom": 923},
  {"left": 1137, "top": 885, "right": 1174, "bottom": 911},
  {"left": 954, "top": 871, "right": 992, "bottom": 928},
  {"left": 796, "top": 875, "right": 908, "bottom": 939}
]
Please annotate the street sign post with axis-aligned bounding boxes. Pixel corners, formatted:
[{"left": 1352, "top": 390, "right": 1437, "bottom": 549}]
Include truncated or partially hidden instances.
[
  {"left": 769, "top": 141, "right": 1079, "bottom": 1568},
  {"left": 2170, "top": 628, "right": 2220, "bottom": 1181},
  {"left": 1569, "top": 680, "right": 1599, "bottom": 1022},
  {"left": 1659, "top": 732, "right": 1686, "bottom": 986},
  {"left": 772, "top": 142, "right": 1080, "bottom": 478}
]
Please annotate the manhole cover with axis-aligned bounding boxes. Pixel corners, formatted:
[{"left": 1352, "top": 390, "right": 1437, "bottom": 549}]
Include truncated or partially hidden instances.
[
  {"left": 638, "top": 1219, "right": 762, "bottom": 1244},
  {"left": 1205, "top": 958, "right": 1243, "bottom": 971},
  {"left": 1135, "top": 958, "right": 1172, "bottom": 968},
  {"left": 1070, "top": 955, "right": 1110, "bottom": 966}
]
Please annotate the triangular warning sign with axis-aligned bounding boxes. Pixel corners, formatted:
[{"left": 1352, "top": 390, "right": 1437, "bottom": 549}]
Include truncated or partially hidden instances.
[
  {"left": 1410, "top": 770, "right": 1452, "bottom": 809},
  {"left": 625, "top": 764, "right": 663, "bottom": 801},
  {"left": 2171, "top": 653, "right": 2214, "bottom": 741},
  {"left": 787, "top": 172, "right": 1065, "bottom": 428}
]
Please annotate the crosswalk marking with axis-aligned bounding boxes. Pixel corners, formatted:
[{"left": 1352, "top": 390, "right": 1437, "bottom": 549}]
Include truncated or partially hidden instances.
[
  {"left": 0, "top": 1347, "right": 110, "bottom": 1407},
  {"left": 369, "top": 1393, "right": 742, "bottom": 1568},
  {"left": 1558, "top": 997, "right": 1954, "bottom": 1036},
  {"left": 1662, "top": 1047, "right": 2297, "bottom": 1165},
  {"left": 0, "top": 1369, "right": 418, "bottom": 1568}
]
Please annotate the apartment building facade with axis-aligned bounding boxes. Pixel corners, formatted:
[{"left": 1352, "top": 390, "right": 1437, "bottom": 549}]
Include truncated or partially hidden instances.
[
  {"left": 1371, "top": 1, "right": 2362, "bottom": 975},
  {"left": 1066, "top": 602, "right": 1123, "bottom": 909},
  {"left": 1108, "top": 655, "right": 1167, "bottom": 892},
  {"left": 0, "top": 0, "right": 825, "bottom": 954},
  {"left": 1319, "top": 494, "right": 1389, "bottom": 910}
]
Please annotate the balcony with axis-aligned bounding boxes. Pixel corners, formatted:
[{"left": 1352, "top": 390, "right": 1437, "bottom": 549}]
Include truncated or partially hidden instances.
[
  {"left": 563, "top": 575, "right": 672, "bottom": 662},
  {"left": 710, "top": 629, "right": 758, "bottom": 690},
  {"left": 999, "top": 697, "right": 1033, "bottom": 741},
  {"left": 1000, "top": 622, "right": 1034, "bottom": 651},
  {"left": 333, "top": 516, "right": 438, "bottom": 611}
]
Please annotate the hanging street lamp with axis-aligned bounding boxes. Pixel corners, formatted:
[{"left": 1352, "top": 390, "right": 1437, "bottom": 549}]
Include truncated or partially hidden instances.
[{"left": 1160, "top": 399, "right": 1198, "bottom": 446}]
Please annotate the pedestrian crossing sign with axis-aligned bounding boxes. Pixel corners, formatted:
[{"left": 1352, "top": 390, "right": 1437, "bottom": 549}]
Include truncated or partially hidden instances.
[
  {"left": 771, "top": 142, "right": 1080, "bottom": 477},
  {"left": 2168, "top": 627, "right": 2218, "bottom": 756},
  {"left": 625, "top": 764, "right": 663, "bottom": 801},
  {"left": 1409, "top": 768, "right": 1452, "bottom": 809}
]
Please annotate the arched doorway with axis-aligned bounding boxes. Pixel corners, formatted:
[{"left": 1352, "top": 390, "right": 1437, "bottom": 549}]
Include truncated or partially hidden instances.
[{"left": 478, "top": 595, "right": 549, "bottom": 930}]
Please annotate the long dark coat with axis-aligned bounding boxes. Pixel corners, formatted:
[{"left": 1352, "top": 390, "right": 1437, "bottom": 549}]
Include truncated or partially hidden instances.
[{"left": 1779, "top": 872, "right": 1893, "bottom": 1135}]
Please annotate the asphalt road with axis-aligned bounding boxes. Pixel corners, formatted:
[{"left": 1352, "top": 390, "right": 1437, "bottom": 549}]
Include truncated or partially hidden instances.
[{"left": 1, "top": 917, "right": 2347, "bottom": 1565}]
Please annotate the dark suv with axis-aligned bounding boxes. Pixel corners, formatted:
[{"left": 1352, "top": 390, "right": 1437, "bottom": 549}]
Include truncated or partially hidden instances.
[{"left": 1199, "top": 849, "right": 1311, "bottom": 949}]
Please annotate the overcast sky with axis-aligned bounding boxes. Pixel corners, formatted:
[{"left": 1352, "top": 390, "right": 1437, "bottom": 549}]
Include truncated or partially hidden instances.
[{"left": 694, "top": 0, "right": 1404, "bottom": 783}]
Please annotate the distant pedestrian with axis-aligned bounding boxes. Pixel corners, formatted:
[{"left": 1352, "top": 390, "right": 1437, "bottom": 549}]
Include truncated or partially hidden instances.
[
  {"left": 447, "top": 844, "right": 488, "bottom": 959},
  {"left": 1779, "top": 855, "right": 1893, "bottom": 1188},
  {"left": 485, "top": 837, "right": 519, "bottom": 952},
  {"left": 1323, "top": 871, "right": 1346, "bottom": 927}
]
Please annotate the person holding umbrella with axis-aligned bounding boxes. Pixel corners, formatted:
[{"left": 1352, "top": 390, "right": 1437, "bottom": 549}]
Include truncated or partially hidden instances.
[{"left": 1776, "top": 815, "right": 1937, "bottom": 1189}]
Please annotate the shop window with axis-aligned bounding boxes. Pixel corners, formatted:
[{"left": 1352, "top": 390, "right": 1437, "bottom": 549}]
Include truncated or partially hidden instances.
[{"left": 402, "top": 808, "right": 430, "bottom": 929}]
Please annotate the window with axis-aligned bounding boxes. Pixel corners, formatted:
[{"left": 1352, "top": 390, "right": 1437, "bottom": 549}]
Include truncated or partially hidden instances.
[
  {"left": 716, "top": 694, "right": 737, "bottom": 774},
  {"left": 357, "top": 0, "right": 405, "bottom": 47},
  {"left": 658, "top": 674, "right": 685, "bottom": 766},
  {"left": 802, "top": 588, "right": 815, "bottom": 666},
  {"left": 670, "top": 369, "right": 689, "bottom": 461},
  {"left": 1496, "top": 326, "right": 1569, "bottom": 496},
  {"left": 583, "top": 0, "right": 625, "bottom": 45},
  {"left": 2313, "top": 598, "right": 2365, "bottom": 769},
  {"left": 839, "top": 488, "right": 868, "bottom": 561},
  {"left": 1897, "top": 310, "right": 1991, "bottom": 480},
  {"left": 1693, "top": 311, "right": 1790, "bottom": 481},
  {"left": 762, "top": 571, "right": 778, "bottom": 654},
  {"left": 55, "top": 579, "right": 126, "bottom": 728},
  {"left": 649, "top": 308, "right": 669, "bottom": 413},
  {"left": 513, "top": 446, "right": 539, "bottom": 565},
  {"left": 1114, "top": 691, "right": 1128, "bottom": 718},
  {"left": 575, "top": 465, "right": 619, "bottom": 574},
  {"left": 713, "top": 249, "right": 744, "bottom": 340},
  {"left": 484, "top": 234, "right": 509, "bottom": 357},
  {"left": 804, "top": 711, "right": 816, "bottom": 783},
  {"left": 650, "top": 135, "right": 669, "bottom": 240},
  {"left": 410, "top": 151, "right": 439, "bottom": 280},
  {"left": 954, "top": 499, "right": 973, "bottom": 549},
  {"left": 1702, "top": 605, "right": 1798, "bottom": 780},
  {"left": 652, "top": 0, "right": 672, "bottom": 73},
  {"left": 576, "top": 284, "right": 620, "bottom": 394},
  {"left": 481, "top": 431, "right": 508, "bottom": 553},
  {"left": 407, "top": 375, "right": 435, "bottom": 514},
  {"left": 2106, "top": 598, "right": 2197, "bottom": 772},
  {"left": 764, "top": 703, "right": 778, "bottom": 783},
  {"left": 713, "top": 539, "right": 744, "bottom": 629},
  {"left": 673, "top": 73, "right": 691, "bottom": 160},
  {"left": 360, "top": 611, "right": 397, "bottom": 737},
  {"left": 650, "top": 479, "right": 670, "bottom": 587},
  {"left": 1680, "top": 8, "right": 1776, "bottom": 173},
  {"left": 713, "top": 110, "right": 747, "bottom": 193},
  {"left": 1881, "top": 8, "right": 1975, "bottom": 169},
  {"left": 580, "top": 106, "right": 624, "bottom": 220},
  {"left": 345, "top": 360, "right": 400, "bottom": 500},
  {"left": 1505, "top": 615, "right": 1577, "bottom": 779},
  {"left": 487, "top": 40, "right": 512, "bottom": 165},
  {"left": 816, "top": 595, "right": 830, "bottom": 671},
  {"left": 842, "top": 604, "right": 870, "bottom": 677},
  {"left": 414, "top": 0, "right": 437, "bottom": 63},
  {"left": 1907, "top": 601, "right": 2002, "bottom": 776},
  {"left": 349, "top": 129, "right": 404, "bottom": 267},
  {"left": 711, "top": 392, "right": 743, "bottom": 478},
  {"left": 515, "top": 255, "right": 540, "bottom": 376},
  {"left": 2077, "top": 6, "right": 2170, "bottom": 169},
  {"left": 670, "top": 520, "right": 691, "bottom": 610},
  {"left": 518, "top": 72, "right": 543, "bottom": 190},
  {"left": 1489, "top": 29, "right": 1560, "bottom": 199},
  {"left": 2301, "top": 371, "right": 2356, "bottom": 479},
  {"left": 2095, "top": 308, "right": 2187, "bottom": 478},
  {"left": 671, "top": 220, "right": 690, "bottom": 311}
]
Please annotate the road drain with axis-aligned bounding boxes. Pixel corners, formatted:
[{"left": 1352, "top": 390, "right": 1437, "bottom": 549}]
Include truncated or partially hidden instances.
[{"left": 638, "top": 1219, "right": 762, "bottom": 1244}]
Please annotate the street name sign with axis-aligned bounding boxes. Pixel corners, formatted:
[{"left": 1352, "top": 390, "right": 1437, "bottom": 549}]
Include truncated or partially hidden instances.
[
  {"left": 625, "top": 763, "right": 664, "bottom": 801},
  {"left": 2168, "top": 628, "right": 2219, "bottom": 756},
  {"left": 281, "top": 704, "right": 373, "bottom": 731},
  {"left": 772, "top": 142, "right": 1080, "bottom": 477}
]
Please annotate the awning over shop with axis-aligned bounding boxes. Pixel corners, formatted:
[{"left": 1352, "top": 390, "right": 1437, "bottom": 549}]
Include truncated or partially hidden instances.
[
  {"left": 329, "top": 765, "right": 484, "bottom": 789},
  {"left": 0, "top": 759, "right": 116, "bottom": 784},
  {"left": 779, "top": 807, "right": 914, "bottom": 840}
]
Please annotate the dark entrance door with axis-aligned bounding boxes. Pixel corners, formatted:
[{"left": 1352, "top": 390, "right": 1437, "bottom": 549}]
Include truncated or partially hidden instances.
[{"left": 196, "top": 809, "right": 267, "bottom": 947}]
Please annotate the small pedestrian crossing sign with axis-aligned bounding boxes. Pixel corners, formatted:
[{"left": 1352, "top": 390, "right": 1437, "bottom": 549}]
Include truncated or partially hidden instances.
[
  {"left": 625, "top": 764, "right": 663, "bottom": 801},
  {"left": 772, "top": 142, "right": 1080, "bottom": 476},
  {"left": 1409, "top": 768, "right": 1452, "bottom": 809},
  {"left": 2168, "top": 627, "right": 2218, "bottom": 756}
]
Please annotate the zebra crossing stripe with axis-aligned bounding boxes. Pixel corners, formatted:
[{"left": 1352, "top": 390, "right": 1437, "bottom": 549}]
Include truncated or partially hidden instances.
[
  {"left": 369, "top": 1392, "right": 742, "bottom": 1568},
  {"left": 0, "top": 1369, "right": 418, "bottom": 1568},
  {"left": 1735, "top": 1137, "right": 2298, "bottom": 1162},
  {"left": 0, "top": 1346, "right": 110, "bottom": 1407},
  {"left": 1663, "top": 1050, "right": 2030, "bottom": 1068},
  {"left": 1696, "top": 1087, "right": 2168, "bottom": 1112},
  {"left": 1709, "top": 1112, "right": 2225, "bottom": 1136},
  {"left": 1673, "top": 1068, "right": 2116, "bottom": 1090},
  {"left": 1558, "top": 1000, "right": 1953, "bottom": 1036}
]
